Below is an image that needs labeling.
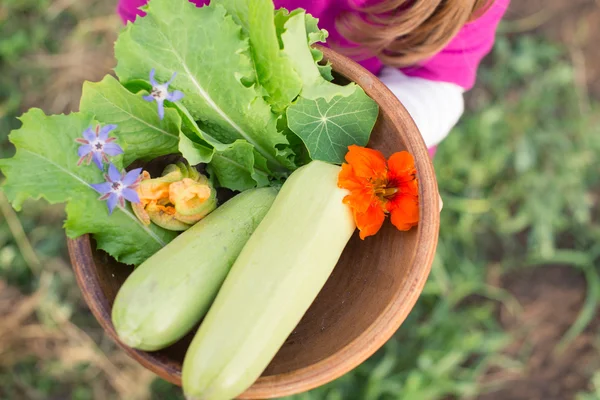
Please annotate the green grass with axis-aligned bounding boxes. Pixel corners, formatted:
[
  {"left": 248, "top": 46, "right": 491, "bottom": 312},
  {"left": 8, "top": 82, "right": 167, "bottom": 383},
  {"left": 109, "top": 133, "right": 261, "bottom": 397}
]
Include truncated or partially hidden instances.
[{"left": 1, "top": 1, "right": 600, "bottom": 399}]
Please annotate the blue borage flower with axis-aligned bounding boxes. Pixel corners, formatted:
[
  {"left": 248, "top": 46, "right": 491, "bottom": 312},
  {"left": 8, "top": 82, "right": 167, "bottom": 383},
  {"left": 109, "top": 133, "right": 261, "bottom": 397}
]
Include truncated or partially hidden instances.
[
  {"left": 91, "top": 164, "right": 142, "bottom": 214},
  {"left": 76, "top": 124, "right": 123, "bottom": 170},
  {"left": 143, "top": 69, "right": 184, "bottom": 120}
]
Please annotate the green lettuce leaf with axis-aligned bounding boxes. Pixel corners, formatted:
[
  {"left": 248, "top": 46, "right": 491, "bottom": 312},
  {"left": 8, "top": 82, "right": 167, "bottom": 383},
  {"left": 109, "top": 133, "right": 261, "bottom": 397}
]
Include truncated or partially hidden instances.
[
  {"left": 80, "top": 75, "right": 181, "bottom": 166},
  {"left": 208, "top": 140, "right": 270, "bottom": 191},
  {"left": 114, "top": 0, "right": 294, "bottom": 171},
  {"left": 280, "top": 10, "right": 355, "bottom": 101},
  {"left": 175, "top": 102, "right": 271, "bottom": 191},
  {"left": 216, "top": 0, "right": 302, "bottom": 113},
  {"left": 286, "top": 89, "right": 379, "bottom": 164},
  {"left": 179, "top": 128, "right": 214, "bottom": 166},
  {"left": 303, "top": 12, "right": 334, "bottom": 81},
  {"left": 0, "top": 109, "right": 176, "bottom": 265},
  {"left": 121, "top": 76, "right": 272, "bottom": 191},
  {"left": 117, "top": 81, "right": 216, "bottom": 168},
  {"left": 213, "top": 0, "right": 248, "bottom": 29}
]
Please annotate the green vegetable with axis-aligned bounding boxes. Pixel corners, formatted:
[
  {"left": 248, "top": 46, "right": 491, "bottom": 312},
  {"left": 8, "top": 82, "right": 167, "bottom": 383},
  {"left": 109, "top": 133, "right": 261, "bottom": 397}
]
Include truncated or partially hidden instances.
[
  {"left": 112, "top": 187, "right": 278, "bottom": 351},
  {"left": 0, "top": 109, "right": 176, "bottom": 266},
  {"left": 182, "top": 161, "right": 356, "bottom": 400},
  {"left": 80, "top": 75, "right": 181, "bottom": 165},
  {"left": 175, "top": 103, "right": 271, "bottom": 191},
  {"left": 207, "top": 140, "right": 271, "bottom": 191},
  {"left": 114, "top": 0, "right": 295, "bottom": 173},
  {"left": 302, "top": 12, "right": 336, "bottom": 81},
  {"left": 216, "top": 0, "right": 303, "bottom": 113},
  {"left": 279, "top": 10, "right": 355, "bottom": 101}
]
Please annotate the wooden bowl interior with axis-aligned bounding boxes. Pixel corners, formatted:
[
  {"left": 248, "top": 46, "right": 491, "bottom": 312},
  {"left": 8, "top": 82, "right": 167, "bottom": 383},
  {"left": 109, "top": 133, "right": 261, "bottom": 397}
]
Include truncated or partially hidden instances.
[{"left": 68, "top": 46, "right": 438, "bottom": 399}]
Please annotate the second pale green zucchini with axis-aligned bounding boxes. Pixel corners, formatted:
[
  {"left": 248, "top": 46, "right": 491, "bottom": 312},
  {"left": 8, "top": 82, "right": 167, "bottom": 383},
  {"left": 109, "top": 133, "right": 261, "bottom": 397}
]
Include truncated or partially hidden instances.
[{"left": 182, "top": 161, "right": 356, "bottom": 400}]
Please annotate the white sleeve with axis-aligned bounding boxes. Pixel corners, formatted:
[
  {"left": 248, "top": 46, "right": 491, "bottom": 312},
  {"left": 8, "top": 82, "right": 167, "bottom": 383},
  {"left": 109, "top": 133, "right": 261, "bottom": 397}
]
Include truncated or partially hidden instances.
[{"left": 378, "top": 67, "right": 465, "bottom": 148}]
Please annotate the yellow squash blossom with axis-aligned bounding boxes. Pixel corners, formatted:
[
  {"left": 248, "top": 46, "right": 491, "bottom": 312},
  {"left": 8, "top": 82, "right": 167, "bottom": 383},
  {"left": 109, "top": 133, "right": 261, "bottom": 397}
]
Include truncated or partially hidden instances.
[{"left": 132, "top": 163, "right": 217, "bottom": 231}]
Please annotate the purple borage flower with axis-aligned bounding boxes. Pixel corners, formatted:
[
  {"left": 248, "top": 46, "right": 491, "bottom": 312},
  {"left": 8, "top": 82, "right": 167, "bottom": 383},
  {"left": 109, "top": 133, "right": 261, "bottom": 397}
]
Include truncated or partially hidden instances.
[
  {"left": 76, "top": 124, "right": 123, "bottom": 170},
  {"left": 143, "top": 69, "right": 184, "bottom": 120},
  {"left": 91, "top": 164, "right": 142, "bottom": 214}
]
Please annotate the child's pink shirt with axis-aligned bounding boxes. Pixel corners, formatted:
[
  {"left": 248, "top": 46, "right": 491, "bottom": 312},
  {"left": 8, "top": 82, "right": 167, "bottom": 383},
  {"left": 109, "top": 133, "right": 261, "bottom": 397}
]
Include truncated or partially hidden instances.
[{"left": 117, "top": 0, "right": 509, "bottom": 91}]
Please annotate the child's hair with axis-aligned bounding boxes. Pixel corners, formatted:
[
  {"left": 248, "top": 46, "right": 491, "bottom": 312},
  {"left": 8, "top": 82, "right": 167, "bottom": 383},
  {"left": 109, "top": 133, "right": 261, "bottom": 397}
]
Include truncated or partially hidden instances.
[{"left": 336, "top": 0, "right": 491, "bottom": 66}]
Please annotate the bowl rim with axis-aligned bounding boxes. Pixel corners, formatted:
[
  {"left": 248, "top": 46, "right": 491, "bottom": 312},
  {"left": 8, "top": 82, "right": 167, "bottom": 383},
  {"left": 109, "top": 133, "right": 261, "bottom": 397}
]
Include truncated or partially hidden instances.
[{"left": 67, "top": 44, "right": 440, "bottom": 399}]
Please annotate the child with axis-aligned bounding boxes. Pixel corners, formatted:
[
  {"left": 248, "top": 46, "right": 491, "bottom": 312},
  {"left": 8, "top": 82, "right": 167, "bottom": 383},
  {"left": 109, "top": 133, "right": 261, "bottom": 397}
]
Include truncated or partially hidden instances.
[{"left": 117, "top": 0, "right": 510, "bottom": 158}]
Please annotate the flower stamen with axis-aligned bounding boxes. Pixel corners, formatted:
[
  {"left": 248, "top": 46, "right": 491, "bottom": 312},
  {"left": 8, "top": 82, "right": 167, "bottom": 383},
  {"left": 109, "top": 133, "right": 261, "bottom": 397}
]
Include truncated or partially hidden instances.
[{"left": 374, "top": 187, "right": 399, "bottom": 198}]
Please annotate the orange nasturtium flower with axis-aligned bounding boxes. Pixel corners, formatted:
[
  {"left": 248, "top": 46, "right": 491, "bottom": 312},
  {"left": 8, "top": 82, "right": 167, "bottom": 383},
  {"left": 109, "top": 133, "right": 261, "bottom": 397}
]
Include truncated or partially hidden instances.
[{"left": 338, "top": 145, "right": 419, "bottom": 239}]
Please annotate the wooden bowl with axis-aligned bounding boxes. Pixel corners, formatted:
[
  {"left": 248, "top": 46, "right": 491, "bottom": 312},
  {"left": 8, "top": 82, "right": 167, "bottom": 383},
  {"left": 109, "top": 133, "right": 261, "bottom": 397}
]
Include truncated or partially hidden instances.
[{"left": 67, "top": 46, "right": 439, "bottom": 399}]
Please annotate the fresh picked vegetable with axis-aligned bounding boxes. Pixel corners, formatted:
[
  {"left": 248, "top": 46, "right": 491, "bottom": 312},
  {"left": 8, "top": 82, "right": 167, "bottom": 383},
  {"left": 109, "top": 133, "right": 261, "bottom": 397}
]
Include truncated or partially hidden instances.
[
  {"left": 132, "top": 162, "right": 217, "bottom": 231},
  {"left": 182, "top": 161, "right": 356, "bottom": 400},
  {"left": 112, "top": 187, "right": 277, "bottom": 351}
]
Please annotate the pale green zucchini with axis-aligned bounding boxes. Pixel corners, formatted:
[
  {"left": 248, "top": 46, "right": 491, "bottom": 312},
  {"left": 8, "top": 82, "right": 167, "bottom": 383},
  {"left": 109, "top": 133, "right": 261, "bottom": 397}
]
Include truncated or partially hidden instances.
[
  {"left": 111, "top": 187, "right": 278, "bottom": 351},
  {"left": 182, "top": 161, "right": 356, "bottom": 400}
]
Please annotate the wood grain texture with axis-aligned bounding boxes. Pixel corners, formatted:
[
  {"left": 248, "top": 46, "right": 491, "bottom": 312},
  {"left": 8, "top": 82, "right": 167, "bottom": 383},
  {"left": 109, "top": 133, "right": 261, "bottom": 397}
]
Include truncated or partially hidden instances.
[{"left": 67, "top": 45, "right": 440, "bottom": 399}]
